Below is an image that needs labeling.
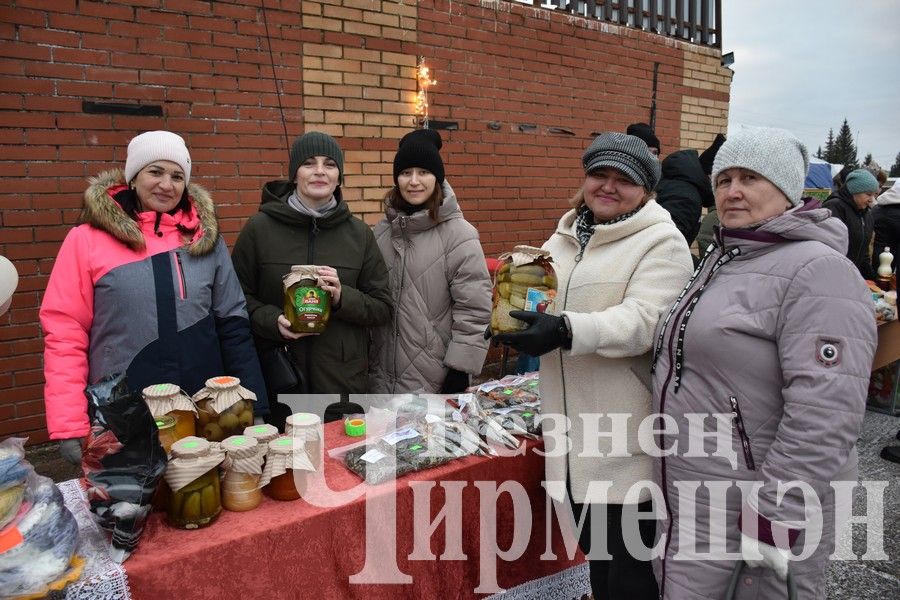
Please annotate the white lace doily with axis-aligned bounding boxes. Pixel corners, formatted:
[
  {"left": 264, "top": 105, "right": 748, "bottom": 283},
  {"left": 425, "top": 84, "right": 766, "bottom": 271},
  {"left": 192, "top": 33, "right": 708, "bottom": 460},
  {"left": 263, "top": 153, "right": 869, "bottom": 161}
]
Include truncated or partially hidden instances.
[
  {"left": 58, "top": 479, "right": 132, "bottom": 600},
  {"left": 485, "top": 562, "right": 590, "bottom": 600}
]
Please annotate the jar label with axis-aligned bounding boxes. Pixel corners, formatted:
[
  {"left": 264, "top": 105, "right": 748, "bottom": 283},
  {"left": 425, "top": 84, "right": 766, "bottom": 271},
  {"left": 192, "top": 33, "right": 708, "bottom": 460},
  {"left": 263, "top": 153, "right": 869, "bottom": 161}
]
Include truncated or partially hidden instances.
[{"left": 293, "top": 287, "right": 328, "bottom": 321}]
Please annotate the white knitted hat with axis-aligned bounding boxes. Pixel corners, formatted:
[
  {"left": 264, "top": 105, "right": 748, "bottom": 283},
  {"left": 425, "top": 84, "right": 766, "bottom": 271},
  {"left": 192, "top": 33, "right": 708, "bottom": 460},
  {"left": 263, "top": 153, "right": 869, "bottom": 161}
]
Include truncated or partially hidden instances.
[
  {"left": 124, "top": 130, "right": 192, "bottom": 185},
  {"left": 712, "top": 126, "right": 809, "bottom": 206},
  {"left": 0, "top": 255, "right": 18, "bottom": 316}
]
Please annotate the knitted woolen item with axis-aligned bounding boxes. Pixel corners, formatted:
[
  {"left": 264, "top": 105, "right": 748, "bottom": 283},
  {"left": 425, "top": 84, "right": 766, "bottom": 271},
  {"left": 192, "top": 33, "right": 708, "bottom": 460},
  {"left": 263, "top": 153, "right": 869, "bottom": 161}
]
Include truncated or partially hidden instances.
[
  {"left": 626, "top": 122, "right": 661, "bottom": 154},
  {"left": 124, "top": 131, "right": 192, "bottom": 185},
  {"left": 582, "top": 132, "right": 662, "bottom": 191},
  {"left": 844, "top": 169, "right": 879, "bottom": 194},
  {"left": 288, "top": 131, "right": 344, "bottom": 183},
  {"left": 393, "top": 129, "right": 445, "bottom": 185},
  {"left": 711, "top": 126, "right": 809, "bottom": 206}
]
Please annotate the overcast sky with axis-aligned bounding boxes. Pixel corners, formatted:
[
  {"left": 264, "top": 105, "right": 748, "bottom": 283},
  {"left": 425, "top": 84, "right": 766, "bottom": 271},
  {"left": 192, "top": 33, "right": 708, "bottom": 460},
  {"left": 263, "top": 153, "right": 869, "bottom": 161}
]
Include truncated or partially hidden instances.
[{"left": 722, "top": 0, "right": 900, "bottom": 169}]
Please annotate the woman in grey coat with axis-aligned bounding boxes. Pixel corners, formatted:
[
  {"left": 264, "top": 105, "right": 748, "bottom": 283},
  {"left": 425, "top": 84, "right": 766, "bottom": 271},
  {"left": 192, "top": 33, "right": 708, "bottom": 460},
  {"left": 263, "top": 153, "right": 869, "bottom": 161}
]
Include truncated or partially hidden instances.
[
  {"left": 368, "top": 129, "right": 491, "bottom": 394},
  {"left": 651, "top": 127, "right": 877, "bottom": 599}
]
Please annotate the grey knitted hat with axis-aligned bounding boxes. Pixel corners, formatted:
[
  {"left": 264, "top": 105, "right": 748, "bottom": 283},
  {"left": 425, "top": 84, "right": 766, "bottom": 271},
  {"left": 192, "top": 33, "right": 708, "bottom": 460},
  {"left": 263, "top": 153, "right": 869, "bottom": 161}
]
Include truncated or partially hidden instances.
[
  {"left": 844, "top": 169, "right": 879, "bottom": 195},
  {"left": 288, "top": 131, "right": 344, "bottom": 184},
  {"left": 582, "top": 132, "right": 661, "bottom": 191},
  {"left": 712, "top": 126, "right": 809, "bottom": 206}
]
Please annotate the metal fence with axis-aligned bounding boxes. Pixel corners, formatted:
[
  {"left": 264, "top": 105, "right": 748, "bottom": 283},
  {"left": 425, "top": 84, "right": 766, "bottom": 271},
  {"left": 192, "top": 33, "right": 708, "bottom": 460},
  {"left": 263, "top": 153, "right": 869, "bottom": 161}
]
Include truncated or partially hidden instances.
[{"left": 511, "top": 0, "right": 722, "bottom": 48}]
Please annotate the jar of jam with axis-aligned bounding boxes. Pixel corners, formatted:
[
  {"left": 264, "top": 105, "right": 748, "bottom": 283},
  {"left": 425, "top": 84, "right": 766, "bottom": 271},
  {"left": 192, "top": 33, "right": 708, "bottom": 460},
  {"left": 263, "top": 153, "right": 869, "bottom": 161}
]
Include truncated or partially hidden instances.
[
  {"left": 193, "top": 376, "right": 256, "bottom": 442},
  {"left": 221, "top": 435, "right": 263, "bottom": 512},
  {"left": 143, "top": 383, "right": 197, "bottom": 440},
  {"left": 285, "top": 412, "right": 323, "bottom": 470},
  {"left": 261, "top": 437, "right": 314, "bottom": 501},
  {"left": 283, "top": 265, "right": 331, "bottom": 334},
  {"left": 164, "top": 437, "right": 225, "bottom": 529}
]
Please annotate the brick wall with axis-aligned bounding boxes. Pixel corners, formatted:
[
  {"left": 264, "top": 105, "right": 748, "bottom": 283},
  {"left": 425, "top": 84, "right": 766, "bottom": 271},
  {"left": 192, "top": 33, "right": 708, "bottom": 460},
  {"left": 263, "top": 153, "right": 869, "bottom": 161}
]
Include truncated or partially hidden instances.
[{"left": 0, "top": 0, "right": 730, "bottom": 441}]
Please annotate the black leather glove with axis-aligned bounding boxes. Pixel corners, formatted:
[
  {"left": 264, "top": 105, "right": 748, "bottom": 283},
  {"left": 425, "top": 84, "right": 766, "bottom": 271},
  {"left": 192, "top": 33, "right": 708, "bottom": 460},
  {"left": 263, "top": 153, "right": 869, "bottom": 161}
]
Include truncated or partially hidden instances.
[
  {"left": 492, "top": 311, "right": 571, "bottom": 356},
  {"left": 440, "top": 368, "right": 470, "bottom": 394}
]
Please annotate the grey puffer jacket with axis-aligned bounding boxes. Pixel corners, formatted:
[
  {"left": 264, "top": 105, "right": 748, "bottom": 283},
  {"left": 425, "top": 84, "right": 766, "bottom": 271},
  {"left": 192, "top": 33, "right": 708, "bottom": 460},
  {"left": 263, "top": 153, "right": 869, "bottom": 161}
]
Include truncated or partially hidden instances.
[
  {"left": 369, "top": 182, "right": 492, "bottom": 394},
  {"left": 650, "top": 200, "right": 876, "bottom": 600}
]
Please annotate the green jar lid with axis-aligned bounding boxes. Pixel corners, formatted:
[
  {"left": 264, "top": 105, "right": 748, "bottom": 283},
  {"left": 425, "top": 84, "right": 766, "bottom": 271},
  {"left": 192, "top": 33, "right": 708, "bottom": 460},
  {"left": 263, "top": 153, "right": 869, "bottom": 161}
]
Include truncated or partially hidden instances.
[{"left": 344, "top": 417, "right": 366, "bottom": 437}]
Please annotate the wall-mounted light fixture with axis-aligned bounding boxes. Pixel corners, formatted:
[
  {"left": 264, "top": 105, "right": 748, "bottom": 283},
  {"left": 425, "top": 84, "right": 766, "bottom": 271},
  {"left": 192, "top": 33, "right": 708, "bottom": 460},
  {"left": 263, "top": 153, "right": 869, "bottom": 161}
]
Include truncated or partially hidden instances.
[
  {"left": 415, "top": 57, "right": 437, "bottom": 128},
  {"left": 721, "top": 51, "right": 735, "bottom": 68}
]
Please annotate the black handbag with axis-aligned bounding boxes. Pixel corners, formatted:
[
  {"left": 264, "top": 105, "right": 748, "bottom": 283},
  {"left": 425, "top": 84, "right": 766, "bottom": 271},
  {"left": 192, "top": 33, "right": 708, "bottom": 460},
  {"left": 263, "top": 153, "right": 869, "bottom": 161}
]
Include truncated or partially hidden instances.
[{"left": 258, "top": 345, "right": 305, "bottom": 395}]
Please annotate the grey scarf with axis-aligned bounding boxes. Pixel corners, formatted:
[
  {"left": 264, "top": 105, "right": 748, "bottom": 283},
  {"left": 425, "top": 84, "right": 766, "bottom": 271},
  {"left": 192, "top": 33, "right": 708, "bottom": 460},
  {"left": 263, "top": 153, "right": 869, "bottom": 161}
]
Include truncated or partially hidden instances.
[{"left": 288, "top": 191, "right": 337, "bottom": 218}]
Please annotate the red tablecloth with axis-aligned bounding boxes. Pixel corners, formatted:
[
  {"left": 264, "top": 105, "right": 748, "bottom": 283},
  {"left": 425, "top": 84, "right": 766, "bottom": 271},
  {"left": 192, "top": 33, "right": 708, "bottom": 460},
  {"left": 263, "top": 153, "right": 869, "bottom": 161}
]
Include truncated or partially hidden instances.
[{"left": 122, "top": 421, "right": 585, "bottom": 599}]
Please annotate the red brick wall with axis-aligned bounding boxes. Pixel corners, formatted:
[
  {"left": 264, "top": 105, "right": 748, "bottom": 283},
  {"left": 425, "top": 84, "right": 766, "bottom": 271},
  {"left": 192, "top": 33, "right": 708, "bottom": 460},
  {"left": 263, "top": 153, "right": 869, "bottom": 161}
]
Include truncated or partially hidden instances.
[{"left": 0, "top": 0, "right": 729, "bottom": 441}]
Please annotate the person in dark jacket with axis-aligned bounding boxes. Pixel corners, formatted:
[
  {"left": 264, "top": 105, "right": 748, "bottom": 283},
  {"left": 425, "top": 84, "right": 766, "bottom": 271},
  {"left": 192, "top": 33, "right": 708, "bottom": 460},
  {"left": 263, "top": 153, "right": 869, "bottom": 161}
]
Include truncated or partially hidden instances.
[
  {"left": 231, "top": 132, "right": 392, "bottom": 421},
  {"left": 655, "top": 149, "right": 714, "bottom": 247},
  {"left": 823, "top": 168, "right": 879, "bottom": 279},
  {"left": 872, "top": 178, "right": 900, "bottom": 272},
  {"left": 695, "top": 134, "right": 727, "bottom": 258}
]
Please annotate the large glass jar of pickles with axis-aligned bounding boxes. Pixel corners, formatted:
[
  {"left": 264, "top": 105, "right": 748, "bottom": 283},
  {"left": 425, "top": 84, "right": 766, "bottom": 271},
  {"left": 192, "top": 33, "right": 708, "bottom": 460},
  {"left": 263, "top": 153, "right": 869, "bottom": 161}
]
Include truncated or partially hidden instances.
[
  {"left": 143, "top": 383, "right": 197, "bottom": 440},
  {"left": 490, "top": 246, "right": 557, "bottom": 334},
  {"left": 221, "top": 435, "right": 263, "bottom": 512},
  {"left": 164, "top": 437, "right": 225, "bottom": 529},
  {"left": 260, "top": 437, "right": 315, "bottom": 501},
  {"left": 283, "top": 265, "right": 331, "bottom": 334},
  {"left": 193, "top": 376, "right": 256, "bottom": 442}
]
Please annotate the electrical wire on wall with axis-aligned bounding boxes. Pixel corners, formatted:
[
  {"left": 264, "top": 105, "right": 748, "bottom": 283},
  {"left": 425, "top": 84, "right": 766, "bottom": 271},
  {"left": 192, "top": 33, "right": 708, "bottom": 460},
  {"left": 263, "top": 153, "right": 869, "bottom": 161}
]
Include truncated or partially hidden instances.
[{"left": 261, "top": 0, "right": 291, "bottom": 160}]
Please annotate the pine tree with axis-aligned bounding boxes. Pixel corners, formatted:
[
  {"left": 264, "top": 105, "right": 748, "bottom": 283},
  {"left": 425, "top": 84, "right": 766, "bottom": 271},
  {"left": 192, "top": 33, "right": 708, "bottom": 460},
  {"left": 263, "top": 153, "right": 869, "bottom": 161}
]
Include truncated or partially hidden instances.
[
  {"left": 832, "top": 119, "right": 858, "bottom": 168},
  {"left": 863, "top": 153, "right": 873, "bottom": 166},
  {"left": 816, "top": 146, "right": 823, "bottom": 159},
  {"left": 891, "top": 152, "right": 900, "bottom": 177},
  {"left": 823, "top": 129, "right": 835, "bottom": 163}
]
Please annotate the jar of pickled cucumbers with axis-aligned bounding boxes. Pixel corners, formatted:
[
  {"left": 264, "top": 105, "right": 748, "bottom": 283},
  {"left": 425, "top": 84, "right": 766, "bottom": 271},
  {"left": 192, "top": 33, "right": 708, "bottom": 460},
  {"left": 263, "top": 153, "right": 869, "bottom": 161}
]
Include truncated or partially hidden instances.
[
  {"left": 261, "top": 437, "right": 315, "bottom": 501},
  {"left": 282, "top": 265, "right": 331, "bottom": 334},
  {"left": 143, "top": 383, "right": 197, "bottom": 440},
  {"left": 193, "top": 376, "right": 256, "bottom": 442},
  {"left": 164, "top": 437, "right": 225, "bottom": 529},
  {"left": 221, "top": 435, "right": 263, "bottom": 512},
  {"left": 285, "top": 412, "right": 323, "bottom": 470}
]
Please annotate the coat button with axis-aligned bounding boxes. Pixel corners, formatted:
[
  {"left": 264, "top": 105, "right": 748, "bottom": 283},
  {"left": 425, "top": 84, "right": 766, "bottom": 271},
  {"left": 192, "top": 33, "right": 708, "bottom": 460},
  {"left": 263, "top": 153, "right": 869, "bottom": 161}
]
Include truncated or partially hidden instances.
[{"left": 744, "top": 576, "right": 753, "bottom": 585}]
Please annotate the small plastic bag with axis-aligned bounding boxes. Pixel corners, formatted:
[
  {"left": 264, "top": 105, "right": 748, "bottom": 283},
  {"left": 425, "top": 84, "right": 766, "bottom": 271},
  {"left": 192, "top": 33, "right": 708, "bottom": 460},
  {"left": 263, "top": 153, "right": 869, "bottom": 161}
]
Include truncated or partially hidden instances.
[
  {"left": 0, "top": 438, "right": 81, "bottom": 599},
  {"left": 83, "top": 373, "right": 167, "bottom": 563}
]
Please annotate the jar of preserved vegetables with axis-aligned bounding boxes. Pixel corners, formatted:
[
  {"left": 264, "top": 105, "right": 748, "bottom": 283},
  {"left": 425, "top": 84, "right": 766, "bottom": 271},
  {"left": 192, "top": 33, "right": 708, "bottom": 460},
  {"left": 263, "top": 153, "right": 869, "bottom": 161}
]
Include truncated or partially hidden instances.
[
  {"left": 143, "top": 383, "right": 197, "bottom": 440},
  {"left": 261, "top": 437, "right": 315, "bottom": 501},
  {"left": 221, "top": 435, "right": 263, "bottom": 512},
  {"left": 164, "top": 437, "right": 225, "bottom": 529},
  {"left": 193, "top": 376, "right": 256, "bottom": 442},
  {"left": 282, "top": 265, "right": 331, "bottom": 334}
]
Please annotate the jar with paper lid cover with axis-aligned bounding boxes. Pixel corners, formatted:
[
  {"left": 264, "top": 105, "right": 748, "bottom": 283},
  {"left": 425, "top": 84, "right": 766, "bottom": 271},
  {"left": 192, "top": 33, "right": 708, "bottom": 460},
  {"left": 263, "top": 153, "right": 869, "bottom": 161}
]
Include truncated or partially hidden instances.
[
  {"left": 193, "top": 376, "right": 256, "bottom": 442},
  {"left": 143, "top": 383, "right": 197, "bottom": 440},
  {"left": 260, "top": 436, "right": 315, "bottom": 501},
  {"left": 164, "top": 436, "right": 225, "bottom": 529},
  {"left": 220, "top": 435, "right": 263, "bottom": 512},
  {"left": 285, "top": 412, "right": 323, "bottom": 470},
  {"left": 283, "top": 265, "right": 331, "bottom": 333}
]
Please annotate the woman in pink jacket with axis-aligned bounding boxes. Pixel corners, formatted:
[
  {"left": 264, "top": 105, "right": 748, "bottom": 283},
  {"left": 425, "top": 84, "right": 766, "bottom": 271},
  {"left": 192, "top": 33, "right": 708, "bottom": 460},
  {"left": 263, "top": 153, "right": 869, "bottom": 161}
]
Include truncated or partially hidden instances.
[{"left": 40, "top": 131, "right": 267, "bottom": 463}]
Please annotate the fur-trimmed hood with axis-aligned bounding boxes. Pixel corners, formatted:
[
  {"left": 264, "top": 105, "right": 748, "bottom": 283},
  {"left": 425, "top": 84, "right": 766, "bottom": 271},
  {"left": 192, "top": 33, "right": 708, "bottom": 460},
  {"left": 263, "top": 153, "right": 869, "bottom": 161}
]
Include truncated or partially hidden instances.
[{"left": 81, "top": 169, "right": 219, "bottom": 256}]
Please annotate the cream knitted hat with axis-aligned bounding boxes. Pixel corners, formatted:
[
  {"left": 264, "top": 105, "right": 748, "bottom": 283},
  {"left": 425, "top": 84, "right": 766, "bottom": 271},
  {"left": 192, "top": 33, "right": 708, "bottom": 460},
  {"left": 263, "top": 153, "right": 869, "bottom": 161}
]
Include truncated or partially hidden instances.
[
  {"left": 124, "top": 130, "right": 192, "bottom": 185},
  {"left": 712, "top": 126, "right": 809, "bottom": 206}
]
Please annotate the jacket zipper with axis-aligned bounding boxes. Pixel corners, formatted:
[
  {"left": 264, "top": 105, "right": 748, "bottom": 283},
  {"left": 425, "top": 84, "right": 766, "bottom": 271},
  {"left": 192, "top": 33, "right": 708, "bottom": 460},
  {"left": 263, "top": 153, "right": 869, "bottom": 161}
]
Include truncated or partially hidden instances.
[
  {"left": 391, "top": 217, "right": 409, "bottom": 393},
  {"left": 558, "top": 236, "right": 583, "bottom": 500},
  {"left": 729, "top": 395, "right": 756, "bottom": 470},
  {"left": 173, "top": 251, "right": 187, "bottom": 300},
  {"left": 655, "top": 251, "right": 722, "bottom": 600}
]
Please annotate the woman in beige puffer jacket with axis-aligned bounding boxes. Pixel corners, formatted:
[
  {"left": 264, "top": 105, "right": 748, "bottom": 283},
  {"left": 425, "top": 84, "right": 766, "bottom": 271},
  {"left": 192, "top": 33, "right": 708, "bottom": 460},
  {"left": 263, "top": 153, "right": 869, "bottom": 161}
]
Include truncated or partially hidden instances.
[{"left": 368, "top": 130, "right": 492, "bottom": 394}]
